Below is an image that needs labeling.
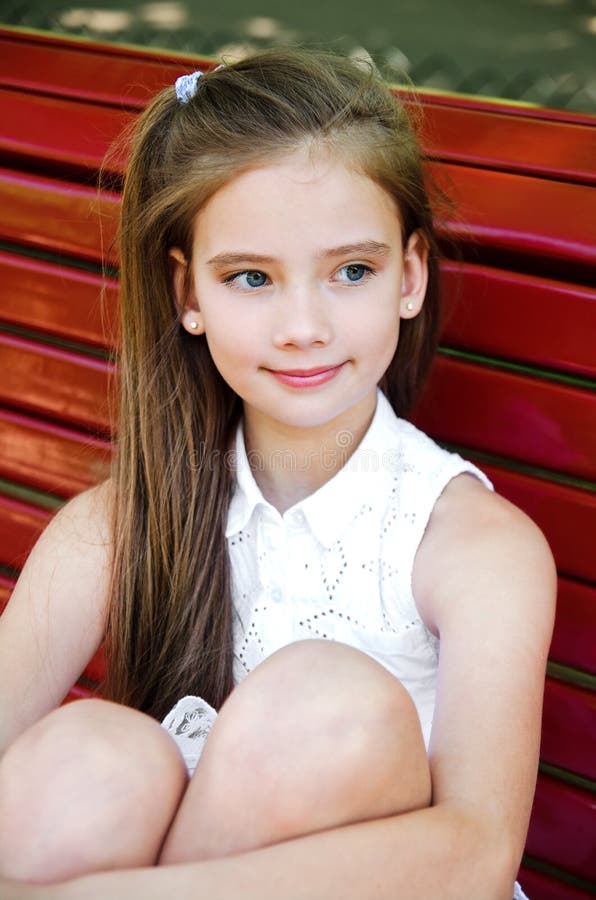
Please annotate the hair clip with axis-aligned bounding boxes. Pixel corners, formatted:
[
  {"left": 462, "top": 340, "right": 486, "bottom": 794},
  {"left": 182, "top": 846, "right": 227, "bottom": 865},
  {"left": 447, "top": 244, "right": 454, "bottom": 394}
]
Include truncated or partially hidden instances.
[
  {"left": 175, "top": 70, "right": 204, "bottom": 104},
  {"left": 175, "top": 64, "right": 225, "bottom": 105}
]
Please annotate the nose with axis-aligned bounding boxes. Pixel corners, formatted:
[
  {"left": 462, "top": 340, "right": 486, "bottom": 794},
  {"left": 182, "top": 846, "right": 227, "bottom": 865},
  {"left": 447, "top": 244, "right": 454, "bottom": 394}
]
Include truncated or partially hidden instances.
[{"left": 271, "top": 284, "right": 332, "bottom": 350}]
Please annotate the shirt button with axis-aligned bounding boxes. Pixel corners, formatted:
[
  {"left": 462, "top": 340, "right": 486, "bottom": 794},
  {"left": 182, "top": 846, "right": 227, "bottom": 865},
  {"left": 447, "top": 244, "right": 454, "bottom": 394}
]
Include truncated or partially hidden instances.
[{"left": 271, "top": 588, "right": 282, "bottom": 602}]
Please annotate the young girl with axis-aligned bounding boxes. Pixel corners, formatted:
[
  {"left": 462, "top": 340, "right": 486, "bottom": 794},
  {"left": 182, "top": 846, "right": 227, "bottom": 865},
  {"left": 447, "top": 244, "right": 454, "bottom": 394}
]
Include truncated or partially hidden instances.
[{"left": 0, "top": 48, "right": 555, "bottom": 899}]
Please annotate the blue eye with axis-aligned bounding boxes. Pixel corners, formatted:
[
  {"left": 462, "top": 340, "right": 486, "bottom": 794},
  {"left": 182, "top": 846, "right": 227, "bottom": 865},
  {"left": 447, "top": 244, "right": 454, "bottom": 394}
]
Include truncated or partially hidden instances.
[
  {"left": 225, "top": 270, "right": 268, "bottom": 289},
  {"left": 336, "top": 264, "right": 373, "bottom": 283}
]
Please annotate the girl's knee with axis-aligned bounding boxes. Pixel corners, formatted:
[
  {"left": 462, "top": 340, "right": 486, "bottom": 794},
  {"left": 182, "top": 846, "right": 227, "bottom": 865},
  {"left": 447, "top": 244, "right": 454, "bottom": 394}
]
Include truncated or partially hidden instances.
[
  {"left": 233, "top": 639, "right": 426, "bottom": 750},
  {"left": 0, "top": 698, "right": 187, "bottom": 883},
  {"left": 2, "top": 698, "right": 186, "bottom": 801},
  {"left": 211, "top": 639, "right": 430, "bottom": 814},
  {"left": 161, "top": 640, "right": 430, "bottom": 864}
]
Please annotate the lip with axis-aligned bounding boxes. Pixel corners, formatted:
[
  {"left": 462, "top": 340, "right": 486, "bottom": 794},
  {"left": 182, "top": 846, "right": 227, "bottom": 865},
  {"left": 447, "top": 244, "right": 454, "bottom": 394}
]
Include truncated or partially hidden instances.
[{"left": 268, "top": 363, "right": 345, "bottom": 388}]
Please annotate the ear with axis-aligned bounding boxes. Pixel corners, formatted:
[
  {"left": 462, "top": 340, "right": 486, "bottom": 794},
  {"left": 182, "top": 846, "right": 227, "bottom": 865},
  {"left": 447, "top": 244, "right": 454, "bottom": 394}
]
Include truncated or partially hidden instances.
[
  {"left": 399, "top": 230, "right": 429, "bottom": 319},
  {"left": 169, "top": 247, "right": 206, "bottom": 335}
]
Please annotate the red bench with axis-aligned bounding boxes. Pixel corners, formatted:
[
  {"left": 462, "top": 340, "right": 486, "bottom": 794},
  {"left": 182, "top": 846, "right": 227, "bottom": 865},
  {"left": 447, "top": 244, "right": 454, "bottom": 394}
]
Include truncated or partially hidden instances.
[{"left": 0, "top": 26, "right": 594, "bottom": 898}]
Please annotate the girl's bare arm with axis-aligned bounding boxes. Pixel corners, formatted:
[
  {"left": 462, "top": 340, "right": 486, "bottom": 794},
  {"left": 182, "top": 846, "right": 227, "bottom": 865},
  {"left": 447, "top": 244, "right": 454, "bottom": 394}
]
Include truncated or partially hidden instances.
[
  {"left": 2, "top": 475, "right": 556, "bottom": 899},
  {"left": 0, "top": 483, "right": 112, "bottom": 754}
]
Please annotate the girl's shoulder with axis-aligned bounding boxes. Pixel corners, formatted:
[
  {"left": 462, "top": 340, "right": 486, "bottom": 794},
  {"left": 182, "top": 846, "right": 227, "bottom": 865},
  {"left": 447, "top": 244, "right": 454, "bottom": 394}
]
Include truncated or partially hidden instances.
[
  {"left": 413, "top": 472, "right": 556, "bottom": 638},
  {"left": 26, "top": 479, "right": 115, "bottom": 587}
]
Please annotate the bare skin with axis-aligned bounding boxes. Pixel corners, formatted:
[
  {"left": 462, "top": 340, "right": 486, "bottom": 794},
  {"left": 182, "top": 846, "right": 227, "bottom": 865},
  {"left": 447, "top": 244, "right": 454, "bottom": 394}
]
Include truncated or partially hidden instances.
[{"left": 0, "top": 475, "right": 556, "bottom": 899}]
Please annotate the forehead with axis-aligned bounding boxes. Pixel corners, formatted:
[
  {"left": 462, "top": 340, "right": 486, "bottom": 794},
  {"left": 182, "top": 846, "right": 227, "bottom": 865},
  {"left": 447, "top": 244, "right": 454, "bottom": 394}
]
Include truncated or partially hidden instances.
[{"left": 192, "top": 148, "right": 402, "bottom": 256}]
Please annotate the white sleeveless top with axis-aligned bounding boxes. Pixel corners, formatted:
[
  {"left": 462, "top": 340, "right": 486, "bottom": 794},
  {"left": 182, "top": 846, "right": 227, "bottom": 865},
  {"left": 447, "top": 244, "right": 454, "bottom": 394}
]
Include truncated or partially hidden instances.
[
  {"left": 226, "top": 387, "right": 493, "bottom": 745},
  {"left": 161, "top": 390, "right": 530, "bottom": 900},
  {"left": 163, "top": 388, "right": 492, "bottom": 757}
]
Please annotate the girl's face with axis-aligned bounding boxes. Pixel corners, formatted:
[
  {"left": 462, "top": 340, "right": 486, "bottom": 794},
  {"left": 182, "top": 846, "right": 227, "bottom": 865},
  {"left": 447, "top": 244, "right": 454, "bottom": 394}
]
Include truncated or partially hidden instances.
[{"left": 171, "top": 148, "right": 428, "bottom": 443}]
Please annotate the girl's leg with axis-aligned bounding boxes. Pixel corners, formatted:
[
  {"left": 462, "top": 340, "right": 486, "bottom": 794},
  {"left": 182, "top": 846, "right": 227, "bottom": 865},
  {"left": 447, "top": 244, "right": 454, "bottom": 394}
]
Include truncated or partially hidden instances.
[
  {"left": 160, "top": 639, "right": 431, "bottom": 865},
  {"left": 0, "top": 699, "right": 187, "bottom": 884}
]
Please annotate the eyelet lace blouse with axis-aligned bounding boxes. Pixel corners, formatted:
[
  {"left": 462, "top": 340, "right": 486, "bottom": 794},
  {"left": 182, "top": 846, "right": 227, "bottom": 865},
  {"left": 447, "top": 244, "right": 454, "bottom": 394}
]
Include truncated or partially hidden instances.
[{"left": 162, "top": 389, "right": 529, "bottom": 900}]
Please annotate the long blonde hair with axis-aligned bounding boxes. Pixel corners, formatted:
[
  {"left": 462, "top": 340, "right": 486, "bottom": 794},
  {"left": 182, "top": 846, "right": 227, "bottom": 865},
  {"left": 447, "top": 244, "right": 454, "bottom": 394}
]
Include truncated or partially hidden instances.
[{"left": 103, "top": 47, "right": 442, "bottom": 719}]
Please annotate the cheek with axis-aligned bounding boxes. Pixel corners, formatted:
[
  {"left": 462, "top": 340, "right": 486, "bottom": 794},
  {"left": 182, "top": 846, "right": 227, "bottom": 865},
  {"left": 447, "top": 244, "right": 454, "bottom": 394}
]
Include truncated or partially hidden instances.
[
  {"left": 365, "top": 300, "right": 401, "bottom": 354},
  {"left": 201, "top": 313, "right": 258, "bottom": 378}
]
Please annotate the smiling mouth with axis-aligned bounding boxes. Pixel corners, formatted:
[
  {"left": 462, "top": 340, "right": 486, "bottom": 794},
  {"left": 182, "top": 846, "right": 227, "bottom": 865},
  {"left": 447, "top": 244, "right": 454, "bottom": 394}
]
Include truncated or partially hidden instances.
[{"left": 268, "top": 363, "right": 345, "bottom": 388}]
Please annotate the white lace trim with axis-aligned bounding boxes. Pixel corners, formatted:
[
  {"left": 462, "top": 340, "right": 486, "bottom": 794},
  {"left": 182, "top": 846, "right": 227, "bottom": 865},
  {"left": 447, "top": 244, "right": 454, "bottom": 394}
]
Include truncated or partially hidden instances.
[{"left": 161, "top": 696, "right": 217, "bottom": 777}]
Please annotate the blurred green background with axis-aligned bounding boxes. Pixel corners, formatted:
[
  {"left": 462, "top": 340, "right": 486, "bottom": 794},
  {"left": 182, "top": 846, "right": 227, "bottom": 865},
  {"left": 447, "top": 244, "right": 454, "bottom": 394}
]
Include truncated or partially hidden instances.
[{"left": 1, "top": 0, "right": 595, "bottom": 111}]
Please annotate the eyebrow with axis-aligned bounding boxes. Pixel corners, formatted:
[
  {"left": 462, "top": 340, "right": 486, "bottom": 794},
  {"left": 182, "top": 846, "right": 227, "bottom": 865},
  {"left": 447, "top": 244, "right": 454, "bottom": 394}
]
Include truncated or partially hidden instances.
[{"left": 205, "top": 240, "right": 392, "bottom": 268}]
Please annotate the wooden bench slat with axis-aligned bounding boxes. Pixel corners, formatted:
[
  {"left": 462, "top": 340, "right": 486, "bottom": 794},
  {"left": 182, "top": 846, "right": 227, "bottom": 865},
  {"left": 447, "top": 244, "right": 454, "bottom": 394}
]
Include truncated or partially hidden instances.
[
  {"left": 441, "top": 261, "right": 596, "bottom": 379},
  {"left": 0, "top": 87, "right": 133, "bottom": 175},
  {"left": 0, "top": 167, "right": 119, "bottom": 265},
  {"left": 0, "top": 408, "right": 111, "bottom": 496},
  {"left": 0, "top": 31, "right": 200, "bottom": 109},
  {"left": 0, "top": 334, "right": 112, "bottom": 433},
  {"left": 0, "top": 573, "right": 12, "bottom": 609},
  {"left": 526, "top": 774, "right": 596, "bottom": 883},
  {"left": 542, "top": 679, "right": 596, "bottom": 781},
  {"left": 416, "top": 102, "right": 596, "bottom": 185},
  {"left": 0, "top": 250, "right": 118, "bottom": 348},
  {"left": 552, "top": 578, "right": 596, "bottom": 675},
  {"left": 432, "top": 162, "right": 596, "bottom": 274},
  {"left": 414, "top": 356, "right": 596, "bottom": 484},
  {"left": 482, "top": 465, "right": 596, "bottom": 585},
  {"left": 518, "top": 866, "right": 595, "bottom": 900}
]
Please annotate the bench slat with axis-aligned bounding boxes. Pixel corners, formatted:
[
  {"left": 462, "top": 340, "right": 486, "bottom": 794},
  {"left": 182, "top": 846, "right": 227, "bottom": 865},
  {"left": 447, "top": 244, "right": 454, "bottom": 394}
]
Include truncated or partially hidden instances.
[
  {"left": 518, "top": 866, "right": 595, "bottom": 900},
  {"left": 0, "top": 31, "right": 198, "bottom": 109},
  {"left": 0, "top": 409, "right": 111, "bottom": 496},
  {"left": 0, "top": 573, "right": 12, "bottom": 609},
  {"left": 552, "top": 578, "right": 596, "bottom": 675},
  {"left": 414, "top": 356, "right": 596, "bottom": 483},
  {"left": 482, "top": 465, "right": 596, "bottom": 585},
  {"left": 0, "top": 87, "right": 133, "bottom": 176},
  {"left": 0, "top": 250, "right": 118, "bottom": 349},
  {"left": 0, "top": 167, "right": 119, "bottom": 265},
  {"left": 415, "top": 102, "right": 596, "bottom": 185},
  {"left": 526, "top": 774, "right": 596, "bottom": 883},
  {"left": 441, "top": 262, "right": 596, "bottom": 379},
  {"left": 542, "top": 679, "right": 596, "bottom": 781},
  {"left": 432, "top": 162, "right": 596, "bottom": 276},
  {"left": 0, "top": 334, "right": 112, "bottom": 433}
]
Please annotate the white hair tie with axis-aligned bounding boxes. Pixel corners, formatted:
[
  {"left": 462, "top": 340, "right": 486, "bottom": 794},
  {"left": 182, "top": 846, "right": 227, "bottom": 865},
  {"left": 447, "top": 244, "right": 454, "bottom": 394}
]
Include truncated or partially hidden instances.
[
  {"left": 175, "top": 65, "right": 225, "bottom": 105},
  {"left": 175, "top": 70, "right": 204, "bottom": 104}
]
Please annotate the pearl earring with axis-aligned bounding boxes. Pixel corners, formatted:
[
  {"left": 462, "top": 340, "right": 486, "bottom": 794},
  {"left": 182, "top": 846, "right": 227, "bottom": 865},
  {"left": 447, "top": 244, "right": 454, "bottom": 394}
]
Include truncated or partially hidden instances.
[
  {"left": 406, "top": 302, "right": 414, "bottom": 311},
  {"left": 189, "top": 321, "right": 199, "bottom": 330}
]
